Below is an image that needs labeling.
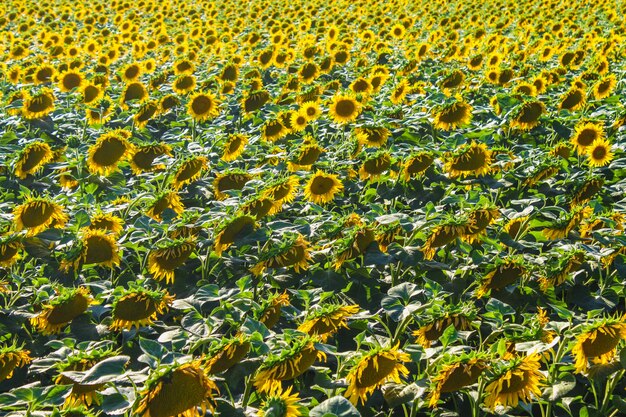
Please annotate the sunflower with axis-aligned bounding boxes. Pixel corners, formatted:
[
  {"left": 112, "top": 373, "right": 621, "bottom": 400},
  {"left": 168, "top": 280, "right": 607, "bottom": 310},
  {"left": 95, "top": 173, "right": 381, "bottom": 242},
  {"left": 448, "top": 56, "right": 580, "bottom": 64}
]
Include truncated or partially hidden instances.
[
  {"left": 261, "top": 119, "right": 288, "bottom": 142},
  {"left": 509, "top": 100, "right": 545, "bottom": 130},
  {"left": 476, "top": 257, "right": 526, "bottom": 298},
  {"left": 130, "top": 144, "right": 173, "bottom": 173},
  {"left": 586, "top": 138, "right": 613, "bottom": 168},
  {"left": 55, "top": 348, "right": 118, "bottom": 407},
  {"left": 146, "top": 191, "right": 185, "bottom": 221},
  {"left": 58, "top": 70, "right": 85, "bottom": 92},
  {"left": 287, "top": 142, "right": 325, "bottom": 171},
  {"left": 75, "top": 229, "right": 121, "bottom": 269},
  {"left": 172, "top": 74, "right": 196, "bottom": 94},
  {"left": 593, "top": 75, "right": 616, "bottom": 100},
  {"left": 303, "top": 171, "right": 343, "bottom": 205},
  {"left": 31, "top": 287, "right": 94, "bottom": 335},
  {"left": 14, "top": 141, "right": 53, "bottom": 179},
  {"left": 82, "top": 83, "right": 104, "bottom": 105},
  {"left": 241, "top": 90, "right": 270, "bottom": 114},
  {"left": 355, "top": 127, "right": 390, "bottom": 148},
  {"left": 204, "top": 335, "right": 251, "bottom": 375},
  {"left": 429, "top": 354, "right": 488, "bottom": 407},
  {"left": 254, "top": 336, "right": 326, "bottom": 393},
  {"left": 0, "top": 344, "right": 31, "bottom": 383},
  {"left": 345, "top": 343, "right": 410, "bottom": 405},
  {"left": 570, "top": 122, "right": 604, "bottom": 154},
  {"left": 85, "top": 97, "right": 114, "bottom": 125},
  {"left": 172, "top": 157, "right": 208, "bottom": 189},
  {"left": 329, "top": 93, "right": 361, "bottom": 124},
  {"left": 433, "top": 99, "right": 472, "bottom": 130},
  {"left": 120, "top": 81, "right": 148, "bottom": 109},
  {"left": 444, "top": 142, "right": 492, "bottom": 178},
  {"left": 359, "top": 151, "right": 391, "bottom": 180},
  {"left": 539, "top": 249, "right": 586, "bottom": 290},
  {"left": 298, "top": 304, "right": 359, "bottom": 341},
  {"left": 402, "top": 152, "right": 435, "bottom": 181},
  {"left": 334, "top": 226, "right": 377, "bottom": 269},
  {"left": 242, "top": 195, "right": 280, "bottom": 219},
  {"left": 571, "top": 316, "right": 626, "bottom": 375},
  {"left": 542, "top": 205, "right": 591, "bottom": 240},
  {"left": 13, "top": 197, "right": 68, "bottom": 236},
  {"left": 134, "top": 100, "right": 160, "bottom": 129},
  {"left": 460, "top": 206, "right": 500, "bottom": 243},
  {"left": 222, "top": 134, "right": 248, "bottom": 162},
  {"left": 148, "top": 239, "right": 195, "bottom": 284},
  {"left": 258, "top": 387, "right": 304, "bottom": 417},
  {"left": 87, "top": 129, "right": 134, "bottom": 176},
  {"left": 121, "top": 63, "right": 142, "bottom": 82},
  {"left": 213, "top": 171, "right": 253, "bottom": 200},
  {"left": 290, "top": 111, "right": 309, "bottom": 132},
  {"left": 135, "top": 361, "right": 218, "bottom": 417},
  {"left": 571, "top": 178, "right": 604, "bottom": 207},
  {"left": 524, "top": 162, "right": 560, "bottom": 187},
  {"left": 214, "top": 215, "right": 257, "bottom": 256},
  {"left": 484, "top": 354, "right": 544, "bottom": 410},
  {"left": 414, "top": 311, "right": 473, "bottom": 347},
  {"left": 0, "top": 236, "right": 22, "bottom": 268},
  {"left": 85, "top": 213, "right": 124, "bottom": 236},
  {"left": 187, "top": 91, "right": 220, "bottom": 121},
  {"left": 503, "top": 216, "right": 529, "bottom": 240},
  {"left": 422, "top": 220, "right": 464, "bottom": 260},
  {"left": 262, "top": 176, "right": 300, "bottom": 205},
  {"left": 258, "top": 293, "right": 291, "bottom": 329},
  {"left": 559, "top": 88, "right": 585, "bottom": 111},
  {"left": 300, "top": 101, "right": 321, "bottom": 121},
  {"left": 550, "top": 142, "right": 571, "bottom": 159},
  {"left": 23, "top": 88, "right": 55, "bottom": 119},
  {"left": 110, "top": 287, "right": 173, "bottom": 331}
]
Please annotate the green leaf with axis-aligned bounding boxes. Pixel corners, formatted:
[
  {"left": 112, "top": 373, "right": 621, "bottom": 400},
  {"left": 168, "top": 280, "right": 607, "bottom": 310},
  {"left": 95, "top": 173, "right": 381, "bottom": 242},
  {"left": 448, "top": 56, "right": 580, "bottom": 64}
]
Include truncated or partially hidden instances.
[
  {"left": 309, "top": 396, "right": 361, "bottom": 417},
  {"left": 73, "top": 355, "right": 130, "bottom": 385},
  {"left": 542, "top": 373, "right": 576, "bottom": 401}
]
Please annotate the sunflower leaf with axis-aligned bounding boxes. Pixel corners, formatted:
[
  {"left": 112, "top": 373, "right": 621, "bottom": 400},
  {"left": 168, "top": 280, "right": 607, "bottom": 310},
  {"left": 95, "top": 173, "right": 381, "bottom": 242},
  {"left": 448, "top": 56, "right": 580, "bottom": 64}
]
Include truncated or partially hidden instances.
[{"left": 309, "top": 396, "right": 361, "bottom": 417}]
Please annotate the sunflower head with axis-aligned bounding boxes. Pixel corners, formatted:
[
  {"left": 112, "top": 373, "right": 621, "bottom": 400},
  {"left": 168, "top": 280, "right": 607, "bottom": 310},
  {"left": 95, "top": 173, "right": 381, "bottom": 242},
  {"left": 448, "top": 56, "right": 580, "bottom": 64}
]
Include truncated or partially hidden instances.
[
  {"left": 87, "top": 129, "right": 134, "bottom": 176},
  {"left": 258, "top": 292, "right": 291, "bottom": 329},
  {"left": 213, "top": 170, "right": 253, "bottom": 200},
  {"left": 304, "top": 171, "right": 344, "bottom": 205},
  {"left": 570, "top": 122, "right": 604, "bottom": 154},
  {"left": 13, "top": 197, "right": 68, "bottom": 236},
  {"left": 86, "top": 213, "right": 124, "bottom": 236},
  {"left": 422, "top": 217, "right": 465, "bottom": 260},
  {"left": 204, "top": 334, "right": 251, "bottom": 375},
  {"left": 586, "top": 138, "right": 613, "bottom": 168},
  {"left": 333, "top": 226, "right": 378, "bottom": 269},
  {"left": 261, "top": 176, "right": 300, "bottom": 204},
  {"left": 258, "top": 387, "right": 304, "bottom": 417},
  {"left": 345, "top": 343, "right": 410, "bottom": 405},
  {"left": 135, "top": 361, "right": 219, "bottom": 417},
  {"left": 433, "top": 98, "right": 472, "bottom": 130},
  {"left": 444, "top": 142, "right": 492, "bottom": 178},
  {"left": 14, "top": 141, "right": 54, "bottom": 179},
  {"left": 23, "top": 88, "right": 55, "bottom": 119},
  {"left": 130, "top": 144, "right": 173, "bottom": 174},
  {"left": 146, "top": 191, "right": 185, "bottom": 221},
  {"left": 222, "top": 134, "right": 249, "bottom": 161},
  {"left": 484, "top": 354, "right": 544, "bottom": 410},
  {"left": 476, "top": 256, "right": 527, "bottom": 298},
  {"left": 402, "top": 152, "right": 435, "bottom": 181},
  {"left": 0, "top": 234, "right": 23, "bottom": 268},
  {"left": 214, "top": 215, "right": 257, "bottom": 256},
  {"left": 297, "top": 304, "right": 359, "bottom": 341},
  {"left": 559, "top": 88, "right": 586, "bottom": 111},
  {"left": 0, "top": 343, "right": 31, "bottom": 383},
  {"left": 572, "top": 315, "right": 626, "bottom": 374},
  {"left": 429, "top": 352, "right": 489, "bottom": 407},
  {"left": 329, "top": 92, "right": 362, "bottom": 124},
  {"left": 31, "top": 287, "right": 94, "bottom": 335},
  {"left": 148, "top": 239, "right": 196, "bottom": 284},
  {"left": 252, "top": 233, "right": 311, "bottom": 275},
  {"left": 172, "top": 156, "right": 208, "bottom": 189},
  {"left": 110, "top": 286, "right": 174, "bottom": 331},
  {"left": 187, "top": 91, "right": 220, "bottom": 121},
  {"left": 510, "top": 100, "right": 545, "bottom": 130}
]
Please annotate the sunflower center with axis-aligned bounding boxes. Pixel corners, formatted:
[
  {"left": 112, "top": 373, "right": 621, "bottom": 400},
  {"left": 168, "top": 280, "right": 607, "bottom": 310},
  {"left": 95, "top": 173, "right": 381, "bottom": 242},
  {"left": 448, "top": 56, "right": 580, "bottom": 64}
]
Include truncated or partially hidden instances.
[
  {"left": 133, "top": 147, "right": 166, "bottom": 170},
  {"left": 20, "top": 147, "right": 48, "bottom": 172},
  {"left": 440, "top": 362, "right": 485, "bottom": 393},
  {"left": 46, "top": 294, "right": 89, "bottom": 325},
  {"left": 0, "top": 357, "right": 19, "bottom": 381},
  {"left": 114, "top": 295, "right": 158, "bottom": 321},
  {"left": 244, "top": 91, "right": 269, "bottom": 112},
  {"left": 219, "top": 217, "right": 255, "bottom": 244},
  {"left": 430, "top": 226, "right": 458, "bottom": 248},
  {"left": 363, "top": 156, "right": 390, "bottom": 174},
  {"left": 84, "top": 235, "right": 115, "bottom": 264},
  {"left": 264, "top": 121, "right": 284, "bottom": 138},
  {"left": 92, "top": 138, "right": 127, "bottom": 167},
  {"left": 63, "top": 73, "right": 82, "bottom": 90},
  {"left": 487, "top": 264, "right": 524, "bottom": 289},
  {"left": 582, "top": 329, "right": 621, "bottom": 357},
  {"left": 561, "top": 90, "right": 583, "bottom": 109},
  {"left": 0, "top": 244, "right": 19, "bottom": 262},
  {"left": 228, "top": 137, "right": 243, "bottom": 153},
  {"left": 297, "top": 147, "right": 322, "bottom": 165},
  {"left": 335, "top": 99, "right": 356, "bottom": 117},
  {"left": 176, "top": 160, "right": 204, "bottom": 183},
  {"left": 154, "top": 245, "right": 193, "bottom": 270},
  {"left": 175, "top": 76, "right": 194, "bottom": 90},
  {"left": 207, "top": 342, "right": 250, "bottom": 374},
  {"left": 592, "top": 146, "right": 607, "bottom": 160},
  {"left": 146, "top": 366, "right": 210, "bottom": 417},
  {"left": 356, "top": 355, "right": 399, "bottom": 388},
  {"left": 309, "top": 176, "right": 335, "bottom": 195},
  {"left": 278, "top": 346, "right": 318, "bottom": 380},
  {"left": 124, "top": 83, "right": 146, "bottom": 102},
  {"left": 276, "top": 245, "right": 306, "bottom": 267},
  {"left": 407, "top": 155, "right": 434, "bottom": 174},
  {"left": 450, "top": 147, "right": 488, "bottom": 171},
  {"left": 517, "top": 102, "right": 543, "bottom": 122},
  {"left": 83, "top": 85, "right": 100, "bottom": 103},
  {"left": 28, "top": 94, "right": 54, "bottom": 113},
  {"left": 191, "top": 95, "right": 212, "bottom": 115},
  {"left": 576, "top": 129, "right": 598, "bottom": 146},
  {"left": 21, "top": 202, "right": 55, "bottom": 227},
  {"left": 499, "top": 370, "right": 530, "bottom": 394}
]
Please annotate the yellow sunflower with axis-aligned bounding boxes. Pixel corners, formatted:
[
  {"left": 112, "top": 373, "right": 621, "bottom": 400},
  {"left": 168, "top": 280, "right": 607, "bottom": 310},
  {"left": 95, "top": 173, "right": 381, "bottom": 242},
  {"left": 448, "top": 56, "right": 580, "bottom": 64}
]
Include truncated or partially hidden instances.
[
  {"left": 251, "top": 234, "right": 312, "bottom": 275},
  {"left": 214, "top": 215, "right": 257, "bottom": 256},
  {"left": 213, "top": 171, "right": 253, "bottom": 200},
  {"left": 414, "top": 313, "right": 473, "bottom": 347},
  {"left": 0, "top": 344, "right": 31, "bottom": 383},
  {"left": 242, "top": 196, "right": 280, "bottom": 219},
  {"left": 172, "top": 157, "right": 208, "bottom": 189},
  {"left": 258, "top": 292, "right": 291, "bottom": 329},
  {"left": 110, "top": 287, "right": 174, "bottom": 331},
  {"left": 130, "top": 144, "right": 173, "bottom": 174},
  {"left": 135, "top": 361, "right": 218, "bottom": 417},
  {"left": 570, "top": 122, "right": 604, "bottom": 154},
  {"left": 0, "top": 236, "right": 22, "bottom": 268},
  {"left": 187, "top": 91, "right": 220, "bottom": 121},
  {"left": 460, "top": 206, "right": 500, "bottom": 243},
  {"left": 87, "top": 129, "right": 134, "bottom": 176},
  {"left": 30, "top": 287, "right": 94, "bottom": 335},
  {"left": 297, "top": 304, "right": 359, "bottom": 341},
  {"left": 572, "top": 316, "right": 626, "bottom": 374},
  {"left": 429, "top": 355, "right": 487, "bottom": 407},
  {"left": 444, "top": 142, "right": 492, "bottom": 178},
  {"left": 58, "top": 70, "right": 85, "bottom": 92},
  {"left": 586, "top": 138, "right": 613, "bottom": 167},
  {"left": 287, "top": 142, "right": 325, "bottom": 171},
  {"left": 476, "top": 257, "right": 526, "bottom": 298},
  {"left": 86, "top": 213, "right": 124, "bottom": 236},
  {"left": 148, "top": 240, "right": 196, "bottom": 284},
  {"left": 559, "top": 88, "right": 585, "bottom": 111},
  {"left": 422, "top": 221, "right": 463, "bottom": 260},
  {"left": 359, "top": 152, "right": 392, "bottom": 180},
  {"left": 72, "top": 229, "right": 122, "bottom": 270},
  {"left": 222, "top": 134, "right": 248, "bottom": 162},
  {"left": 258, "top": 387, "right": 303, "bottom": 417},
  {"left": 303, "top": 171, "right": 343, "bottom": 205},
  {"left": 23, "top": 88, "right": 55, "bottom": 119},
  {"left": 134, "top": 100, "right": 160, "bottom": 129},
  {"left": 484, "top": 354, "right": 544, "bottom": 410},
  {"left": 262, "top": 176, "right": 300, "bottom": 204},
  {"left": 433, "top": 99, "right": 472, "bottom": 130},
  {"left": 402, "top": 152, "right": 435, "bottom": 181},
  {"left": 345, "top": 343, "right": 410, "bottom": 405},
  {"left": 329, "top": 93, "right": 362, "bottom": 124},
  {"left": 13, "top": 198, "right": 68, "bottom": 236},
  {"left": 204, "top": 335, "right": 251, "bottom": 375},
  {"left": 510, "top": 101, "right": 545, "bottom": 130},
  {"left": 593, "top": 75, "right": 616, "bottom": 100},
  {"left": 146, "top": 191, "right": 185, "bottom": 221},
  {"left": 14, "top": 141, "right": 54, "bottom": 179},
  {"left": 254, "top": 337, "right": 326, "bottom": 393}
]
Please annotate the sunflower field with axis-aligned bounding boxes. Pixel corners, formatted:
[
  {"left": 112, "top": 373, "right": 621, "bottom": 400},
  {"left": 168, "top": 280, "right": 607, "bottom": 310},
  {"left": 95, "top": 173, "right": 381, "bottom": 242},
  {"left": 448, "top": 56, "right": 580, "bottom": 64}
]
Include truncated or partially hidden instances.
[{"left": 1, "top": 0, "right": 626, "bottom": 416}]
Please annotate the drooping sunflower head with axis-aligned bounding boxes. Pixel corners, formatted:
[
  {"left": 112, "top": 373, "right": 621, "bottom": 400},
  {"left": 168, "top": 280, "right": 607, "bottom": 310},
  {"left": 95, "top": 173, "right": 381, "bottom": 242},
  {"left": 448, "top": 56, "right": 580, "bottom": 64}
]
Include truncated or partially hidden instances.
[
  {"left": 484, "top": 354, "right": 544, "bottom": 411},
  {"left": 258, "top": 292, "right": 291, "bottom": 329},
  {"left": 242, "top": 89, "right": 271, "bottom": 114},
  {"left": 130, "top": 144, "right": 173, "bottom": 174},
  {"left": 444, "top": 142, "right": 492, "bottom": 178},
  {"left": 251, "top": 233, "right": 312, "bottom": 276},
  {"left": 414, "top": 303, "right": 475, "bottom": 347},
  {"left": 145, "top": 191, "right": 185, "bottom": 222},
  {"left": 110, "top": 286, "right": 174, "bottom": 331},
  {"left": 333, "top": 225, "right": 377, "bottom": 269},
  {"left": 297, "top": 304, "right": 359, "bottom": 341},
  {"left": 593, "top": 75, "right": 616, "bottom": 100},
  {"left": 258, "top": 386, "right": 304, "bottom": 417},
  {"left": 187, "top": 91, "right": 220, "bottom": 121},
  {"left": 14, "top": 141, "right": 54, "bottom": 179},
  {"left": 0, "top": 234, "right": 22, "bottom": 268},
  {"left": 148, "top": 239, "right": 196, "bottom": 284},
  {"left": 358, "top": 151, "right": 392, "bottom": 180},
  {"left": 61, "top": 229, "right": 121, "bottom": 270},
  {"left": 222, "top": 134, "right": 249, "bottom": 162},
  {"left": 213, "top": 170, "right": 253, "bottom": 200},
  {"left": 23, "top": 88, "right": 55, "bottom": 119},
  {"left": 572, "top": 315, "right": 626, "bottom": 374},
  {"left": 428, "top": 352, "right": 489, "bottom": 407},
  {"left": 261, "top": 176, "right": 300, "bottom": 204},
  {"left": 329, "top": 92, "right": 362, "bottom": 124},
  {"left": 86, "top": 212, "right": 125, "bottom": 236},
  {"left": 214, "top": 215, "right": 257, "bottom": 256},
  {"left": 135, "top": 361, "right": 219, "bottom": 417},
  {"left": 134, "top": 100, "right": 160, "bottom": 129},
  {"left": 254, "top": 336, "right": 326, "bottom": 393},
  {"left": 287, "top": 141, "right": 325, "bottom": 171},
  {"left": 0, "top": 343, "right": 31, "bottom": 383},
  {"left": 87, "top": 129, "right": 134, "bottom": 176},
  {"left": 304, "top": 171, "right": 344, "bottom": 205},
  {"left": 503, "top": 215, "right": 529, "bottom": 240},
  {"left": 459, "top": 204, "right": 500, "bottom": 243},
  {"left": 475, "top": 256, "right": 527, "bottom": 298},
  {"left": 13, "top": 197, "right": 68, "bottom": 236},
  {"left": 586, "top": 138, "right": 614, "bottom": 168},
  {"left": 31, "top": 286, "right": 94, "bottom": 335},
  {"left": 421, "top": 217, "right": 465, "bottom": 260},
  {"left": 510, "top": 100, "right": 545, "bottom": 130},
  {"left": 58, "top": 70, "right": 85, "bottom": 92},
  {"left": 402, "top": 151, "right": 435, "bottom": 181},
  {"left": 433, "top": 98, "right": 472, "bottom": 130},
  {"left": 570, "top": 122, "right": 604, "bottom": 154},
  {"left": 204, "top": 334, "right": 251, "bottom": 375},
  {"left": 172, "top": 156, "right": 208, "bottom": 189},
  {"left": 345, "top": 343, "right": 410, "bottom": 405},
  {"left": 559, "top": 87, "right": 586, "bottom": 111}
]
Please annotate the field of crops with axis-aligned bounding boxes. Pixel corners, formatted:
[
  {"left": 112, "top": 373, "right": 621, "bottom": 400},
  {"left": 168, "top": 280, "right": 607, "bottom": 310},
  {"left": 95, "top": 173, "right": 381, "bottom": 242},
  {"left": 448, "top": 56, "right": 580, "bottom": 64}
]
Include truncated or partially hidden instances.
[{"left": 1, "top": 0, "right": 625, "bottom": 416}]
